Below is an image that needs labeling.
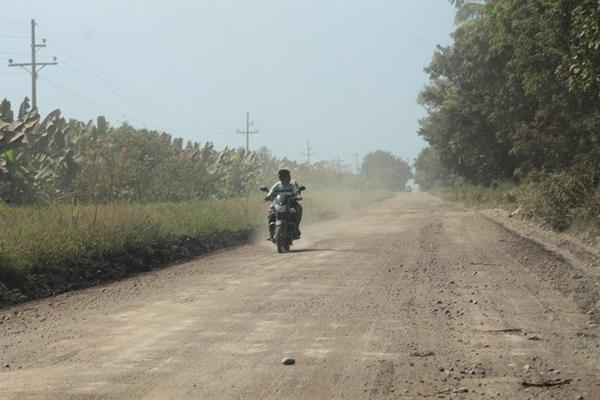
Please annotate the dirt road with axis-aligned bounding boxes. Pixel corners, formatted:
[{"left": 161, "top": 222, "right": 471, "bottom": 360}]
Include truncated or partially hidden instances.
[{"left": 1, "top": 193, "right": 598, "bottom": 399}]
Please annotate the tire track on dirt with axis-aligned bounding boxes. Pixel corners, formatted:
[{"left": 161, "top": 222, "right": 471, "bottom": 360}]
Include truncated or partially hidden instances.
[{"left": 0, "top": 193, "right": 598, "bottom": 399}]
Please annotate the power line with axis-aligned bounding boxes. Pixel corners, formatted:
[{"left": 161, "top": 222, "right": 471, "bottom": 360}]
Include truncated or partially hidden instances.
[
  {"left": 5, "top": 21, "right": 238, "bottom": 140},
  {"left": 0, "top": 20, "right": 28, "bottom": 25},
  {"left": 32, "top": 24, "right": 236, "bottom": 136},
  {"left": 7, "top": 19, "right": 58, "bottom": 110},
  {"left": 39, "top": 75, "right": 235, "bottom": 137},
  {"left": 39, "top": 75, "right": 140, "bottom": 123},
  {"left": 38, "top": 24, "right": 239, "bottom": 125},
  {"left": 236, "top": 112, "right": 259, "bottom": 152},
  {"left": 0, "top": 34, "right": 28, "bottom": 39},
  {"left": 0, "top": 51, "right": 29, "bottom": 56},
  {"left": 58, "top": 57, "right": 231, "bottom": 130},
  {"left": 51, "top": 50, "right": 236, "bottom": 131},
  {"left": 55, "top": 58, "right": 236, "bottom": 135},
  {"left": 57, "top": 59, "right": 192, "bottom": 127}
]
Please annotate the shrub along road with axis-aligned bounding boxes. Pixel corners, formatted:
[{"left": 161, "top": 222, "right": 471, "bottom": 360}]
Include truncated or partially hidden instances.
[{"left": 0, "top": 193, "right": 598, "bottom": 399}]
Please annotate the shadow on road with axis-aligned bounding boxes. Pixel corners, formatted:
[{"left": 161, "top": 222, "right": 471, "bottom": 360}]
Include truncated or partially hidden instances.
[{"left": 289, "top": 248, "right": 337, "bottom": 253}]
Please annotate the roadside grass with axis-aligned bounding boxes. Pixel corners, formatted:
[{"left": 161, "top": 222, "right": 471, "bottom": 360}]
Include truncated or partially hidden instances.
[
  {"left": 431, "top": 183, "right": 600, "bottom": 236},
  {"left": 430, "top": 183, "right": 520, "bottom": 211},
  {"left": 0, "top": 190, "right": 393, "bottom": 279},
  {"left": 0, "top": 199, "right": 255, "bottom": 278}
]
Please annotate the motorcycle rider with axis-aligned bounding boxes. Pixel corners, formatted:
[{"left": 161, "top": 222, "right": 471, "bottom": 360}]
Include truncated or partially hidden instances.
[{"left": 265, "top": 169, "right": 303, "bottom": 241}]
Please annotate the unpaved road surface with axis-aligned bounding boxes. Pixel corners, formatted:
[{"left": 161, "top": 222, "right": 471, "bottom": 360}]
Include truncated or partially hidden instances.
[{"left": 1, "top": 193, "right": 599, "bottom": 399}]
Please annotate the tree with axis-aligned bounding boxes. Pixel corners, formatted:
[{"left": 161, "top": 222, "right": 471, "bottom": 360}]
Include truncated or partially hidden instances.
[
  {"left": 414, "top": 146, "right": 454, "bottom": 190},
  {"left": 361, "top": 150, "right": 412, "bottom": 191},
  {"left": 418, "top": 0, "right": 600, "bottom": 186},
  {"left": 450, "top": 0, "right": 488, "bottom": 25}
]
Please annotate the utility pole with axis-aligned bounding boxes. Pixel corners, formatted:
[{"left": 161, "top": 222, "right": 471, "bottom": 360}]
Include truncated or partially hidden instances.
[
  {"left": 335, "top": 155, "right": 344, "bottom": 170},
  {"left": 8, "top": 19, "right": 58, "bottom": 111},
  {"left": 302, "top": 141, "right": 315, "bottom": 165},
  {"left": 236, "top": 112, "right": 259, "bottom": 153},
  {"left": 353, "top": 153, "right": 361, "bottom": 175}
]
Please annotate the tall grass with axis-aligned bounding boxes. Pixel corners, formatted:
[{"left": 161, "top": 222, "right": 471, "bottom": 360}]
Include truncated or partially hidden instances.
[
  {"left": 432, "top": 182, "right": 600, "bottom": 235},
  {"left": 431, "top": 183, "right": 519, "bottom": 210},
  {"left": 0, "top": 190, "right": 393, "bottom": 277},
  {"left": 0, "top": 199, "right": 255, "bottom": 275}
]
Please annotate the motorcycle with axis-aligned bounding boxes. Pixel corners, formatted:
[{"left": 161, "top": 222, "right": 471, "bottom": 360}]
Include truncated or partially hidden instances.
[{"left": 260, "top": 186, "right": 306, "bottom": 253}]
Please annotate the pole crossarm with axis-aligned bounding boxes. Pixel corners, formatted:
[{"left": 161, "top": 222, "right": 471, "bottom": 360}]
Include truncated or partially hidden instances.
[
  {"left": 5, "top": 19, "right": 58, "bottom": 109},
  {"left": 236, "top": 112, "right": 259, "bottom": 153},
  {"left": 8, "top": 62, "right": 33, "bottom": 67},
  {"left": 9, "top": 62, "right": 58, "bottom": 68}
]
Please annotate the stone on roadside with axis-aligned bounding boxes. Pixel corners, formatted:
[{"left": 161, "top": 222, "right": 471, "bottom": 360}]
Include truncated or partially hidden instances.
[{"left": 282, "top": 357, "right": 295, "bottom": 365}]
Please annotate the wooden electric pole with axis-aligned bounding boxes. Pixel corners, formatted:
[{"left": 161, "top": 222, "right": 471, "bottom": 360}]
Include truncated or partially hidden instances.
[
  {"left": 302, "top": 141, "right": 315, "bottom": 165},
  {"left": 353, "top": 153, "right": 361, "bottom": 175},
  {"left": 8, "top": 19, "right": 58, "bottom": 110},
  {"left": 236, "top": 112, "right": 259, "bottom": 153}
]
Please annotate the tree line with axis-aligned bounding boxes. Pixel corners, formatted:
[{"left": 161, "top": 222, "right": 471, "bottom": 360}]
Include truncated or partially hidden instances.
[
  {"left": 416, "top": 0, "right": 599, "bottom": 189},
  {"left": 1, "top": 98, "right": 412, "bottom": 205},
  {"left": 414, "top": 0, "right": 600, "bottom": 231}
]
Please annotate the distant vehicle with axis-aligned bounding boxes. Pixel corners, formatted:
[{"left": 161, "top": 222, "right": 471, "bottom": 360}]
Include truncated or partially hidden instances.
[
  {"left": 260, "top": 185, "right": 306, "bottom": 253},
  {"left": 405, "top": 185, "right": 412, "bottom": 192}
]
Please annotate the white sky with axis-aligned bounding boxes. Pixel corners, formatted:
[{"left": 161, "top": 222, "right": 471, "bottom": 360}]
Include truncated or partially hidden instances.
[{"left": 1, "top": 0, "right": 455, "bottom": 166}]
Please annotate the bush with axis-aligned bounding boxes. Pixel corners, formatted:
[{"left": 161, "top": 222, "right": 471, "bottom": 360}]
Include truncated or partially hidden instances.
[
  {"left": 523, "top": 174, "right": 583, "bottom": 231},
  {"left": 570, "top": 186, "right": 600, "bottom": 234},
  {"left": 523, "top": 150, "right": 600, "bottom": 231},
  {"left": 431, "top": 182, "right": 519, "bottom": 209},
  {"left": 0, "top": 190, "right": 393, "bottom": 276}
]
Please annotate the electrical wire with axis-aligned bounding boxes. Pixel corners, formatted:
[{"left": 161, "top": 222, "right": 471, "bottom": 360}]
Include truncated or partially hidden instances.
[
  {"left": 0, "top": 34, "right": 27, "bottom": 39},
  {"left": 39, "top": 75, "right": 236, "bottom": 138},
  {"left": 51, "top": 50, "right": 239, "bottom": 130},
  {"left": 0, "top": 20, "right": 28, "bottom": 25},
  {"left": 39, "top": 75, "right": 146, "bottom": 126},
  {"left": 0, "top": 51, "right": 29, "bottom": 56},
  {"left": 57, "top": 57, "right": 236, "bottom": 133},
  {"left": 38, "top": 24, "right": 240, "bottom": 125},
  {"left": 1, "top": 22, "right": 240, "bottom": 140}
]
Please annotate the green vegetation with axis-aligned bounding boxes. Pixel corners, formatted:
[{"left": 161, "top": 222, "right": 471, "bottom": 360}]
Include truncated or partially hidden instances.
[
  {"left": 0, "top": 100, "right": 338, "bottom": 204},
  {"left": 0, "top": 99, "right": 396, "bottom": 300},
  {"left": 414, "top": 146, "right": 453, "bottom": 191},
  {"left": 431, "top": 183, "right": 518, "bottom": 210},
  {"left": 0, "top": 200, "right": 252, "bottom": 278},
  {"left": 0, "top": 99, "right": 401, "bottom": 204},
  {"left": 360, "top": 150, "right": 412, "bottom": 191},
  {"left": 0, "top": 190, "right": 392, "bottom": 279},
  {"left": 415, "top": 0, "right": 600, "bottom": 233}
]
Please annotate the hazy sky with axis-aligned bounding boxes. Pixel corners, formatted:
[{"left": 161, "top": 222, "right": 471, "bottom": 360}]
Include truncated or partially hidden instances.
[{"left": 1, "top": 0, "right": 455, "bottom": 165}]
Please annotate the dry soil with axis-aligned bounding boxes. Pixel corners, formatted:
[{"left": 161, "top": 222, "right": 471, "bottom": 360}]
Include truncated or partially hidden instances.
[{"left": 0, "top": 193, "right": 598, "bottom": 399}]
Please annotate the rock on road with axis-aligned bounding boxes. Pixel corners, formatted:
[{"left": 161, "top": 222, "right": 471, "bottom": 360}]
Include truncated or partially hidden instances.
[{"left": 1, "top": 193, "right": 599, "bottom": 399}]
